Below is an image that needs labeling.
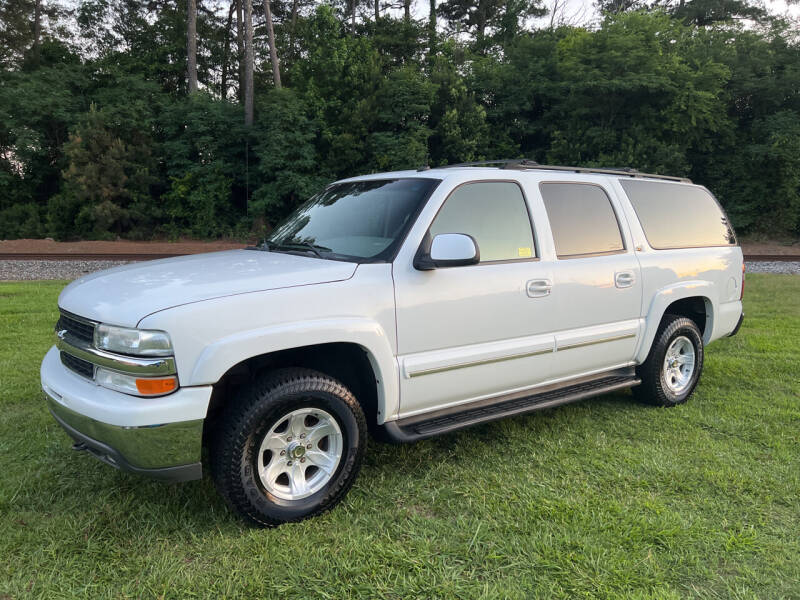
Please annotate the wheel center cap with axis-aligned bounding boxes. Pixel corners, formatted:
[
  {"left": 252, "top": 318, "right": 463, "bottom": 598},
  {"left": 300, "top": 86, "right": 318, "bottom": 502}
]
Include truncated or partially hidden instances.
[
  {"left": 287, "top": 442, "right": 305, "bottom": 459},
  {"left": 671, "top": 359, "right": 680, "bottom": 368}
]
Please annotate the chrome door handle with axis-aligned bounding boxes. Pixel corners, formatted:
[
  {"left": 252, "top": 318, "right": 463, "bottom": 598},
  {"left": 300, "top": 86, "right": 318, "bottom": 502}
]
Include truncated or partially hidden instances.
[
  {"left": 615, "top": 271, "right": 635, "bottom": 288},
  {"left": 526, "top": 279, "right": 552, "bottom": 298}
]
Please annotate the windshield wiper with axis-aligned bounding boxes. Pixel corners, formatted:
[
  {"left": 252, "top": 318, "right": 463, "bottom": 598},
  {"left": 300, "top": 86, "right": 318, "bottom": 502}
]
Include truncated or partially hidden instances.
[{"left": 266, "top": 240, "right": 333, "bottom": 259}]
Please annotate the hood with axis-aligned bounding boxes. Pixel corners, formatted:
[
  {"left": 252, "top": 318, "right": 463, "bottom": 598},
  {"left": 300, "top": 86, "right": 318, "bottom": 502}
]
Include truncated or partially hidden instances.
[{"left": 58, "top": 250, "right": 358, "bottom": 327}]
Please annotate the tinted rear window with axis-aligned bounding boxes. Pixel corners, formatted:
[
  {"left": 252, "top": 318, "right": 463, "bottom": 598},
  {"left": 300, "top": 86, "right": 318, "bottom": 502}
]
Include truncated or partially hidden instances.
[
  {"left": 620, "top": 180, "right": 736, "bottom": 249},
  {"left": 540, "top": 183, "right": 624, "bottom": 258}
]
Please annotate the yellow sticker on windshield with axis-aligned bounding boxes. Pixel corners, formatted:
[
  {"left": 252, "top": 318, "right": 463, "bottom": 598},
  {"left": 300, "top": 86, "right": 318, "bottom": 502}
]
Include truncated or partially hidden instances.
[{"left": 518, "top": 247, "right": 532, "bottom": 258}]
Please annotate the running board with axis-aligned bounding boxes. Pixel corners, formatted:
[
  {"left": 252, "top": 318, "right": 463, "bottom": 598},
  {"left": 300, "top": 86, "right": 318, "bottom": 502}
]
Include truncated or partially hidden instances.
[{"left": 384, "top": 370, "right": 641, "bottom": 442}]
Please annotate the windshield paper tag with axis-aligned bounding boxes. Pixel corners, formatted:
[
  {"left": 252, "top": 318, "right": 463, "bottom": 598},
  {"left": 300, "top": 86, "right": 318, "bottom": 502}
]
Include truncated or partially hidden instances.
[{"left": 518, "top": 247, "right": 532, "bottom": 258}]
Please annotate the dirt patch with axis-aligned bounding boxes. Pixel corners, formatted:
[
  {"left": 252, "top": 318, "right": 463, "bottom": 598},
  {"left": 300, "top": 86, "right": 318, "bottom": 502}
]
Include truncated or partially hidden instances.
[
  {"left": 739, "top": 240, "right": 800, "bottom": 256},
  {"left": 0, "top": 238, "right": 249, "bottom": 255}
]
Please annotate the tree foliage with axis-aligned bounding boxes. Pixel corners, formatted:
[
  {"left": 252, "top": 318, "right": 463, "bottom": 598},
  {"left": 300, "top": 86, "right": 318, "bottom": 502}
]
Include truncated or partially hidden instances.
[{"left": 0, "top": 0, "right": 798, "bottom": 240}]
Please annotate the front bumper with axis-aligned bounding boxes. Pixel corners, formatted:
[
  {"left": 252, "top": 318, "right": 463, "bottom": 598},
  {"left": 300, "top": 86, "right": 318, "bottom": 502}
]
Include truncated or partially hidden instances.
[{"left": 41, "top": 346, "right": 210, "bottom": 482}]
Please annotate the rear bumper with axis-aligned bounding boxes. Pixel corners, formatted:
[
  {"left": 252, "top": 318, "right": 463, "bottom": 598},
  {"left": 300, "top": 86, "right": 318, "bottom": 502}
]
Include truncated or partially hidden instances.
[
  {"left": 41, "top": 346, "right": 209, "bottom": 482},
  {"left": 728, "top": 312, "right": 744, "bottom": 338}
]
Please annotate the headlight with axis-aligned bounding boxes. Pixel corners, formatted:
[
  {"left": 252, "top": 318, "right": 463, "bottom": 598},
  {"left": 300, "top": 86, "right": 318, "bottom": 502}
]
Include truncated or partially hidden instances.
[
  {"left": 96, "top": 368, "right": 178, "bottom": 396},
  {"left": 94, "top": 324, "right": 173, "bottom": 357}
]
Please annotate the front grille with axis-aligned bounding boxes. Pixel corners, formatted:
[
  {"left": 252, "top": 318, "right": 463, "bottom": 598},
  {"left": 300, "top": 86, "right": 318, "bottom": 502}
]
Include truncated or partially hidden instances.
[
  {"left": 56, "top": 311, "right": 95, "bottom": 344},
  {"left": 61, "top": 351, "right": 94, "bottom": 379}
]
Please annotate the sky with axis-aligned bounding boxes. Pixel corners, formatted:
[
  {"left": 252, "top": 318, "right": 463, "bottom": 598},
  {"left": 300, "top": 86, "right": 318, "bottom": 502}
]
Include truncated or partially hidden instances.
[{"left": 397, "top": 0, "right": 800, "bottom": 28}]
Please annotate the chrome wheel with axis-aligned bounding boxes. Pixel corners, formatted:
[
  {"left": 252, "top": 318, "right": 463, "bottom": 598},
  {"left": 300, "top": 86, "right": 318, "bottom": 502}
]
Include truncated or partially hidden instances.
[
  {"left": 662, "top": 335, "right": 696, "bottom": 394},
  {"left": 256, "top": 407, "right": 343, "bottom": 501}
]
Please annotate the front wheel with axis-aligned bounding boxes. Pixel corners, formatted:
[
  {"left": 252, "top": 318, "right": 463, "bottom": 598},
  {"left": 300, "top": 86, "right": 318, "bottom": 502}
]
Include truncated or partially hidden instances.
[
  {"left": 211, "top": 368, "right": 367, "bottom": 526},
  {"left": 634, "top": 315, "right": 704, "bottom": 407}
]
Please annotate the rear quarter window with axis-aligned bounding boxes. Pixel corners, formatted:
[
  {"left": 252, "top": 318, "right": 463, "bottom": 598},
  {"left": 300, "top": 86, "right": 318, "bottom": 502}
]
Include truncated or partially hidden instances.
[{"left": 620, "top": 180, "right": 736, "bottom": 249}]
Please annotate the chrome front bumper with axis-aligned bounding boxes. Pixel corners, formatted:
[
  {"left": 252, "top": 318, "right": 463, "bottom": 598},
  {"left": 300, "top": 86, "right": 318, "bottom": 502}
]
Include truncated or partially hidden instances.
[
  {"left": 41, "top": 346, "right": 210, "bottom": 482},
  {"left": 47, "top": 396, "right": 203, "bottom": 482}
]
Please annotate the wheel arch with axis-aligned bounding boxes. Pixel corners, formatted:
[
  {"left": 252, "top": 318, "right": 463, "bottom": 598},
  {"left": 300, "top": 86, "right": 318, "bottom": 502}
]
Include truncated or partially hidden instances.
[
  {"left": 204, "top": 340, "right": 392, "bottom": 447},
  {"left": 635, "top": 282, "right": 715, "bottom": 364}
]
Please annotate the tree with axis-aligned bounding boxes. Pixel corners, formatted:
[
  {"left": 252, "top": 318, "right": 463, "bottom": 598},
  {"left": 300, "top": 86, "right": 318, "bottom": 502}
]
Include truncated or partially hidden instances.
[
  {"left": 187, "top": 0, "right": 198, "bottom": 93},
  {"left": 243, "top": 0, "right": 255, "bottom": 125},
  {"left": 438, "top": 0, "right": 546, "bottom": 50},
  {"left": 0, "top": 0, "right": 797, "bottom": 241},
  {"left": 221, "top": 1, "right": 235, "bottom": 96},
  {"left": 49, "top": 105, "right": 157, "bottom": 239},
  {"left": 236, "top": 0, "right": 245, "bottom": 100},
  {"left": 672, "top": 0, "right": 769, "bottom": 25},
  {"left": 428, "top": 0, "right": 436, "bottom": 55},
  {"left": 33, "top": 0, "right": 42, "bottom": 57},
  {"left": 0, "top": 0, "right": 64, "bottom": 68},
  {"left": 262, "top": 0, "right": 282, "bottom": 88},
  {"left": 252, "top": 89, "right": 328, "bottom": 223}
]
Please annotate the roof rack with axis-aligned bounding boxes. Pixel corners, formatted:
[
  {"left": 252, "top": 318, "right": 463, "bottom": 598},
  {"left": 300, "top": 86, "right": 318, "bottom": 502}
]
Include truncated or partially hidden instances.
[
  {"left": 508, "top": 163, "right": 691, "bottom": 183},
  {"left": 417, "top": 160, "right": 524, "bottom": 171},
  {"left": 418, "top": 159, "right": 691, "bottom": 183}
]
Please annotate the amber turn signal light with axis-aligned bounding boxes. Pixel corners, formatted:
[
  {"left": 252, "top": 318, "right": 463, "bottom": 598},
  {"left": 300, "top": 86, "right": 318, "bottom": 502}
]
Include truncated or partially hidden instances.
[{"left": 135, "top": 376, "right": 178, "bottom": 395}]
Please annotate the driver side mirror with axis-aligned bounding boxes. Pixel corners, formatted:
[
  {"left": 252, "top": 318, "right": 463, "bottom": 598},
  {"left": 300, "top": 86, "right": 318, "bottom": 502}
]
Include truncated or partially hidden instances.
[{"left": 414, "top": 233, "right": 480, "bottom": 271}]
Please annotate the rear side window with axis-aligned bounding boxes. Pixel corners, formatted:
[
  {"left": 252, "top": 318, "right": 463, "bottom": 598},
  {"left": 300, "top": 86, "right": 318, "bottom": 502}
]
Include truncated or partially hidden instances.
[
  {"left": 540, "top": 183, "right": 624, "bottom": 258},
  {"left": 429, "top": 182, "right": 535, "bottom": 262},
  {"left": 620, "top": 180, "right": 736, "bottom": 249}
]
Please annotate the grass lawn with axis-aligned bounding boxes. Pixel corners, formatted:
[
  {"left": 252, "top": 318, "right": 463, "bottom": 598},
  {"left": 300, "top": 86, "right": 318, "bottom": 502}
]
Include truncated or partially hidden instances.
[{"left": 1, "top": 274, "right": 798, "bottom": 599}]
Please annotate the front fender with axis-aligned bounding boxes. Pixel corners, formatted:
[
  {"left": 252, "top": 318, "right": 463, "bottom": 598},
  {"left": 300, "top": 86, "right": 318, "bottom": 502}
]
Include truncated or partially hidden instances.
[
  {"left": 635, "top": 280, "right": 714, "bottom": 364},
  {"left": 188, "top": 317, "right": 400, "bottom": 423}
]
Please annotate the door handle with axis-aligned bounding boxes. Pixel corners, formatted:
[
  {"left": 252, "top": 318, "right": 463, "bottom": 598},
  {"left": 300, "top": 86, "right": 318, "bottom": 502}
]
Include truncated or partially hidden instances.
[
  {"left": 526, "top": 279, "right": 552, "bottom": 298},
  {"left": 615, "top": 271, "right": 635, "bottom": 288}
]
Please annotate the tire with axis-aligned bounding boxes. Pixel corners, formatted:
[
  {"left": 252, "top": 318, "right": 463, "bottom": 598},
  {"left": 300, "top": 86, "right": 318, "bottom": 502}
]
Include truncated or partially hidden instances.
[
  {"left": 633, "top": 315, "right": 704, "bottom": 407},
  {"left": 211, "top": 368, "right": 367, "bottom": 527}
]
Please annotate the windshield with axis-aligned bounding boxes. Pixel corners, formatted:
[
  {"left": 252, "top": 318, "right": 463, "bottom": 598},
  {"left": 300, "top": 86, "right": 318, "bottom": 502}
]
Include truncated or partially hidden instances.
[{"left": 265, "top": 178, "right": 440, "bottom": 261}]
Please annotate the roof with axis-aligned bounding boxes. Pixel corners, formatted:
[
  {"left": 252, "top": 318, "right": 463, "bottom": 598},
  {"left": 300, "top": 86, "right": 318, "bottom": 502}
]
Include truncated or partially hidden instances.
[{"left": 338, "top": 160, "right": 691, "bottom": 185}]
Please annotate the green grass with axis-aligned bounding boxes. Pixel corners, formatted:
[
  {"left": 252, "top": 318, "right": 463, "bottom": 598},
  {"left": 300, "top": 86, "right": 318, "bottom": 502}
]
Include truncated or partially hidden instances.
[{"left": 1, "top": 274, "right": 798, "bottom": 599}]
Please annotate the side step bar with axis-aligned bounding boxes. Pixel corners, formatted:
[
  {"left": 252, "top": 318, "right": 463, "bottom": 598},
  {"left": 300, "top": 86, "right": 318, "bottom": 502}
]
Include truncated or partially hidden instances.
[{"left": 383, "top": 370, "right": 641, "bottom": 442}]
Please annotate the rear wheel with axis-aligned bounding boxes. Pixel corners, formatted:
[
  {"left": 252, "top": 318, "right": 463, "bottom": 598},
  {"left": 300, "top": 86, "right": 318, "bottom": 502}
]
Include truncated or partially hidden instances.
[
  {"left": 211, "top": 368, "right": 366, "bottom": 526},
  {"left": 634, "top": 315, "right": 704, "bottom": 407}
]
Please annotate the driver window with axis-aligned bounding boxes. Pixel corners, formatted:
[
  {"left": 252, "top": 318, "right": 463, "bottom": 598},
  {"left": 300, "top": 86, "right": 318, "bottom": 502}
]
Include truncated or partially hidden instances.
[{"left": 429, "top": 182, "right": 536, "bottom": 262}]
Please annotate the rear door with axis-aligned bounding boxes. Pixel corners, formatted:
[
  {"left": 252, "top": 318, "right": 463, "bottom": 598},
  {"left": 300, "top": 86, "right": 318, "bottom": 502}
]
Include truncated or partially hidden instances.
[{"left": 535, "top": 181, "right": 643, "bottom": 380}]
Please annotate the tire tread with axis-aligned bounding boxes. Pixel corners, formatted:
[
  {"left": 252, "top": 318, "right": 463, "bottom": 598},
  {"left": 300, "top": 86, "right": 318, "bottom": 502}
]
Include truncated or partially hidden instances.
[
  {"left": 210, "top": 368, "right": 366, "bottom": 527},
  {"left": 633, "top": 315, "right": 704, "bottom": 407}
]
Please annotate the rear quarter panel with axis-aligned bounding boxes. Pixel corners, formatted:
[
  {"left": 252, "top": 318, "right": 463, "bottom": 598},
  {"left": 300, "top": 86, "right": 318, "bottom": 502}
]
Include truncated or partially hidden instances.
[{"left": 607, "top": 177, "right": 744, "bottom": 363}]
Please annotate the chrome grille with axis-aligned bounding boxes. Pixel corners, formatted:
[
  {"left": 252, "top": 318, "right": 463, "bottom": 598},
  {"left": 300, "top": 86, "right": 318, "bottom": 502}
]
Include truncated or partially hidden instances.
[
  {"left": 60, "top": 351, "right": 94, "bottom": 379},
  {"left": 56, "top": 310, "right": 95, "bottom": 344}
]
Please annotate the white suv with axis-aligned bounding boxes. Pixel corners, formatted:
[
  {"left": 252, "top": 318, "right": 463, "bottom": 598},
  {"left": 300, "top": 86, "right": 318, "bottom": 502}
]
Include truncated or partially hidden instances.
[{"left": 42, "top": 161, "right": 744, "bottom": 526}]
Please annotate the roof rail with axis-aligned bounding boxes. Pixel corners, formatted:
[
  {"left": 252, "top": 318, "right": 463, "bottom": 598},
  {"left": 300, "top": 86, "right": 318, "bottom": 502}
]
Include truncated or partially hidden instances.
[
  {"left": 417, "top": 159, "right": 528, "bottom": 171},
  {"left": 507, "top": 163, "right": 691, "bottom": 183},
  {"left": 418, "top": 159, "right": 691, "bottom": 183}
]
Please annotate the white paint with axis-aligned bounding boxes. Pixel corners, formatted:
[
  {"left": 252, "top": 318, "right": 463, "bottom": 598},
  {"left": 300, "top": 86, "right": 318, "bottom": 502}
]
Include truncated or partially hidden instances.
[
  {"left": 41, "top": 347, "right": 212, "bottom": 426},
  {"left": 57, "top": 250, "right": 357, "bottom": 327},
  {"left": 43, "top": 166, "right": 744, "bottom": 433}
]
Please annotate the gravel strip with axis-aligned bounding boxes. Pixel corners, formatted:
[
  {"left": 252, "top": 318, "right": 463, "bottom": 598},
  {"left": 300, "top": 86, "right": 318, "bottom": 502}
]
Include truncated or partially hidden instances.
[
  {"left": 744, "top": 260, "right": 800, "bottom": 275},
  {"left": 0, "top": 260, "right": 132, "bottom": 281},
  {"left": 1, "top": 258, "right": 798, "bottom": 282}
]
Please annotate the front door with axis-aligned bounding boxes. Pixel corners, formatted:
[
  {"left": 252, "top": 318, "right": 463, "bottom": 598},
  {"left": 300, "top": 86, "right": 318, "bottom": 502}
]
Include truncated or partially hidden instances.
[{"left": 392, "top": 180, "right": 557, "bottom": 419}]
